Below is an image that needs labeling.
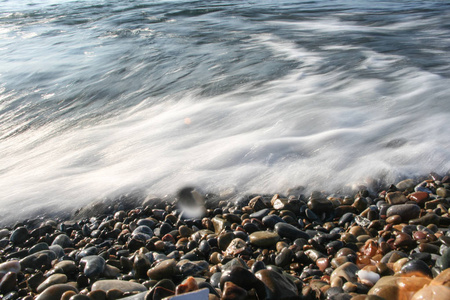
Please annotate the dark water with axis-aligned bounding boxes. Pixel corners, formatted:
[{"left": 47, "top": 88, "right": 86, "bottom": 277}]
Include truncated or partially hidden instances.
[{"left": 0, "top": 0, "right": 450, "bottom": 223}]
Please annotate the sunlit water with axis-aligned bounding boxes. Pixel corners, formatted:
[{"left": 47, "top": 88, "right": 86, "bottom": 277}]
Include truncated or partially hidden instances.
[{"left": 1, "top": 0, "right": 449, "bottom": 224}]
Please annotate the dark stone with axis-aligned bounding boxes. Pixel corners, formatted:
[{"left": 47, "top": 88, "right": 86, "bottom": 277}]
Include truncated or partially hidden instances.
[
  {"left": 255, "top": 269, "right": 298, "bottom": 300},
  {"left": 220, "top": 266, "right": 267, "bottom": 299},
  {"left": 400, "top": 259, "right": 432, "bottom": 278},
  {"left": 275, "top": 223, "right": 310, "bottom": 241}
]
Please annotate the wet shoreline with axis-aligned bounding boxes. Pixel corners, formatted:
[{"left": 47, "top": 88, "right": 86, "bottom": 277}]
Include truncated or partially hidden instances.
[{"left": 0, "top": 174, "right": 449, "bottom": 299}]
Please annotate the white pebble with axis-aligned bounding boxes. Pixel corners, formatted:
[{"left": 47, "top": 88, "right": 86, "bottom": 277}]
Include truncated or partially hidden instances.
[{"left": 357, "top": 269, "right": 380, "bottom": 284}]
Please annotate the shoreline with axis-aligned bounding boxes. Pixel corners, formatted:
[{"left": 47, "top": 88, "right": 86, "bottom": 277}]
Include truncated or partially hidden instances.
[{"left": 0, "top": 174, "right": 449, "bottom": 299}]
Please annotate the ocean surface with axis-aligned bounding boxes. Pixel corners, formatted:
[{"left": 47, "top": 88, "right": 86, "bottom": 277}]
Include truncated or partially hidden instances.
[{"left": 1, "top": 0, "right": 449, "bottom": 224}]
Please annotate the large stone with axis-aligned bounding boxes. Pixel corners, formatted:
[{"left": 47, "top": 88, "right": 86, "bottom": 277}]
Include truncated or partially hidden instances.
[
  {"left": 35, "top": 284, "right": 78, "bottom": 300},
  {"left": 411, "top": 285, "right": 450, "bottom": 300},
  {"left": 386, "top": 204, "right": 420, "bottom": 222},
  {"left": 249, "top": 231, "right": 280, "bottom": 247},
  {"left": 368, "top": 276, "right": 430, "bottom": 300},
  {"left": 429, "top": 268, "right": 450, "bottom": 287},
  {"left": 255, "top": 269, "right": 298, "bottom": 300},
  {"left": 37, "top": 274, "right": 68, "bottom": 293},
  {"left": 91, "top": 280, "right": 147, "bottom": 293}
]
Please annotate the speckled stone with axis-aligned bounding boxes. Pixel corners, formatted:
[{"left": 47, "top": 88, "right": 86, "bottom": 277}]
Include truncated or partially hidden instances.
[
  {"left": 91, "top": 280, "right": 147, "bottom": 293},
  {"left": 386, "top": 191, "right": 408, "bottom": 205}
]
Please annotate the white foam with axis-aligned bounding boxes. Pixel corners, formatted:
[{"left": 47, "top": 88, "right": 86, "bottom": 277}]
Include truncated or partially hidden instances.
[{"left": 0, "top": 1, "right": 449, "bottom": 224}]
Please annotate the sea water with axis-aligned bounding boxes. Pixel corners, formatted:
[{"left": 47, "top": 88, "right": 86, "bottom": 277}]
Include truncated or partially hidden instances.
[{"left": 0, "top": 0, "right": 449, "bottom": 223}]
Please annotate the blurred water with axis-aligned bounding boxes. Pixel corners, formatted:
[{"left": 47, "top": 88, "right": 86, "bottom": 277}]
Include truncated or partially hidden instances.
[{"left": 0, "top": 0, "right": 449, "bottom": 223}]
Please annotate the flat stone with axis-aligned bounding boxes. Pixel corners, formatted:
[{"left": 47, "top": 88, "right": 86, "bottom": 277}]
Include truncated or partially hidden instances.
[
  {"left": 386, "top": 192, "right": 408, "bottom": 205},
  {"left": 37, "top": 274, "right": 68, "bottom": 293},
  {"left": 249, "top": 231, "right": 280, "bottom": 247},
  {"left": 386, "top": 204, "right": 420, "bottom": 221},
  {"left": 35, "top": 284, "right": 78, "bottom": 300},
  {"left": 91, "top": 280, "right": 147, "bottom": 293}
]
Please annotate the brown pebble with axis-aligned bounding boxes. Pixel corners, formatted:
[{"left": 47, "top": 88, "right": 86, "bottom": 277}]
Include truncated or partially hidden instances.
[
  {"left": 87, "top": 290, "right": 107, "bottom": 300},
  {"left": 222, "top": 281, "right": 247, "bottom": 300},
  {"left": 316, "top": 257, "right": 329, "bottom": 272},
  {"left": 386, "top": 215, "right": 402, "bottom": 225},
  {"left": 106, "top": 289, "right": 123, "bottom": 300},
  {"left": 61, "top": 291, "right": 77, "bottom": 300}
]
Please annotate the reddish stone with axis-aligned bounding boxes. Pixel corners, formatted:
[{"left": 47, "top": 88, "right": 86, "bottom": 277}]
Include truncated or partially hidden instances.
[{"left": 409, "top": 192, "right": 429, "bottom": 206}]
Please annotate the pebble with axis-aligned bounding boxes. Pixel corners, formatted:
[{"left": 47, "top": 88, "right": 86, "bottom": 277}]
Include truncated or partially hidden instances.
[
  {"left": 331, "top": 262, "right": 360, "bottom": 284},
  {"left": 249, "top": 231, "right": 280, "bottom": 247},
  {"left": 386, "top": 191, "right": 408, "bottom": 205},
  {"left": 386, "top": 204, "right": 421, "bottom": 221},
  {"left": 274, "top": 222, "right": 310, "bottom": 240},
  {"left": 255, "top": 269, "right": 298, "bottom": 300},
  {"left": 35, "top": 284, "right": 78, "bottom": 300},
  {"left": 147, "top": 258, "right": 177, "bottom": 280},
  {"left": 91, "top": 280, "right": 148, "bottom": 293},
  {"left": 80, "top": 255, "right": 106, "bottom": 278},
  {"left": 37, "top": 274, "right": 68, "bottom": 293}
]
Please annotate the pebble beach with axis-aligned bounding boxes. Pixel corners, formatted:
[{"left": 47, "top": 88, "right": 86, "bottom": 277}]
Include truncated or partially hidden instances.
[{"left": 0, "top": 174, "right": 449, "bottom": 300}]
